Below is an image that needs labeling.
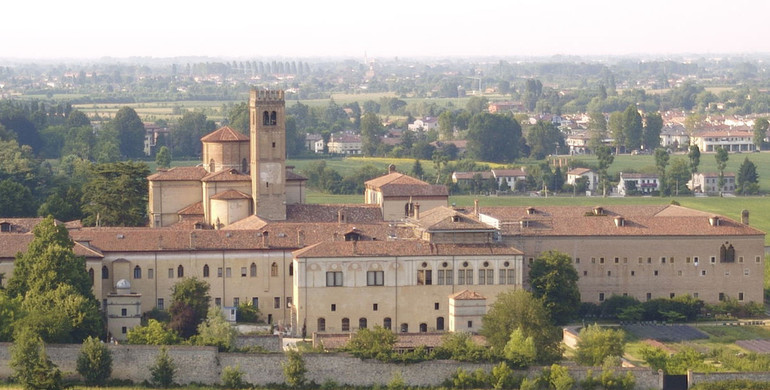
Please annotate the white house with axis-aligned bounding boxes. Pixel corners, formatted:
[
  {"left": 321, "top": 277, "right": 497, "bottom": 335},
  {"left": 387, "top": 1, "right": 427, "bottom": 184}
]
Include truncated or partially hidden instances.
[
  {"left": 566, "top": 168, "right": 598, "bottom": 191},
  {"left": 617, "top": 172, "right": 660, "bottom": 196},
  {"left": 408, "top": 117, "right": 439, "bottom": 132}
]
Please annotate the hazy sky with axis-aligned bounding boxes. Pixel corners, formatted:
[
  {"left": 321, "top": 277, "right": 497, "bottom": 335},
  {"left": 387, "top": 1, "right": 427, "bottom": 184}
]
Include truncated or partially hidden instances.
[{"left": 4, "top": 0, "right": 770, "bottom": 59}]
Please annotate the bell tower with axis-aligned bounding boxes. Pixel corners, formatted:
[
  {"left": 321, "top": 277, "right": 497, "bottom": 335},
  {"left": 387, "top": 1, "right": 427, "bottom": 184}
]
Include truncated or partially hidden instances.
[{"left": 249, "top": 89, "right": 286, "bottom": 220}]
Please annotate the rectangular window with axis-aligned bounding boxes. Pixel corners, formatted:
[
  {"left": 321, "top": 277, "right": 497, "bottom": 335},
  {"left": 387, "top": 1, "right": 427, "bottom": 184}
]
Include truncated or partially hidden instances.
[
  {"left": 638, "top": 257, "right": 643, "bottom": 264},
  {"left": 599, "top": 293, "right": 605, "bottom": 301},
  {"left": 168, "top": 268, "right": 174, "bottom": 278},
  {"left": 661, "top": 257, "right": 666, "bottom": 264},
  {"left": 226, "top": 267, "right": 232, "bottom": 278},
  {"left": 241, "top": 267, "right": 247, "bottom": 277},
  {"left": 274, "top": 297, "right": 280, "bottom": 309},
  {"left": 437, "top": 270, "right": 445, "bottom": 285},
  {"left": 326, "top": 271, "right": 343, "bottom": 287},
  {"left": 591, "top": 258, "right": 596, "bottom": 264},
  {"left": 711, "top": 256, "right": 716, "bottom": 264},
  {"left": 252, "top": 297, "right": 259, "bottom": 308},
  {"left": 600, "top": 257, "right": 604, "bottom": 264},
  {"left": 744, "top": 269, "right": 750, "bottom": 276},
  {"left": 701, "top": 270, "right": 707, "bottom": 276},
  {"left": 157, "top": 298, "right": 164, "bottom": 310},
  {"left": 583, "top": 271, "right": 588, "bottom": 276},
  {"left": 654, "top": 270, "right": 659, "bottom": 276},
  {"left": 458, "top": 270, "right": 465, "bottom": 285},
  {"left": 233, "top": 297, "right": 240, "bottom": 306},
  {"left": 478, "top": 270, "right": 486, "bottom": 285},
  {"left": 507, "top": 269, "right": 515, "bottom": 285},
  {"left": 677, "top": 270, "right": 682, "bottom": 276},
  {"left": 738, "top": 292, "right": 744, "bottom": 301},
  {"left": 148, "top": 268, "right": 154, "bottom": 279},
  {"left": 434, "top": 302, "right": 440, "bottom": 310},
  {"left": 646, "top": 293, "right": 651, "bottom": 301},
  {"left": 614, "top": 257, "right": 619, "bottom": 264},
  {"left": 331, "top": 304, "right": 336, "bottom": 311},
  {"left": 367, "top": 271, "right": 384, "bottom": 286},
  {"left": 631, "top": 270, "right": 635, "bottom": 276},
  {"left": 670, "top": 293, "right": 675, "bottom": 298},
  {"left": 575, "top": 258, "right": 580, "bottom": 264},
  {"left": 218, "top": 267, "right": 223, "bottom": 277},
  {"left": 739, "top": 256, "right": 744, "bottom": 263},
  {"left": 286, "top": 297, "right": 292, "bottom": 308},
  {"left": 445, "top": 269, "right": 453, "bottom": 285},
  {"left": 719, "top": 292, "right": 725, "bottom": 301},
  {"left": 417, "top": 269, "right": 432, "bottom": 285},
  {"left": 215, "top": 298, "right": 222, "bottom": 307},
  {"left": 694, "top": 292, "right": 699, "bottom": 298},
  {"left": 607, "top": 271, "right": 611, "bottom": 276},
  {"left": 487, "top": 269, "right": 494, "bottom": 285},
  {"left": 373, "top": 303, "right": 378, "bottom": 311},
  {"left": 757, "top": 256, "right": 762, "bottom": 263},
  {"left": 466, "top": 270, "right": 473, "bottom": 285}
]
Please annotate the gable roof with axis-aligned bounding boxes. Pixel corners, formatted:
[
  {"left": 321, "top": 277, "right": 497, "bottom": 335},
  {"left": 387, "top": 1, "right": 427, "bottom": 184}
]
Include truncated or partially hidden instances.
[
  {"left": 450, "top": 290, "right": 486, "bottom": 300},
  {"left": 200, "top": 126, "right": 249, "bottom": 142},
  {"left": 210, "top": 190, "right": 251, "bottom": 200},
  {"left": 567, "top": 168, "right": 593, "bottom": 176},
  {"left": 148, "top": 166, "right": 208, "bottom": 181},
  {"left": 202, "top": 169, "right": 251, "bottom": 182},
  {"left": 365, "top": 172, "right": 449, "bottom": 197},
  {"left": 293, "top": 240, "right": 521, "bottom": 258},
  {"left": 491, "top": 169, "right": 527, "bottom": 178},
  {"left": 413, "top": 206, "right": 495, "bottom": 232}
]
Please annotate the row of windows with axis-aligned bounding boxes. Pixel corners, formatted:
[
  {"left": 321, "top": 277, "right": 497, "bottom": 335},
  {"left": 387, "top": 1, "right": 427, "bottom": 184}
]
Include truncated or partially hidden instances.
[
  {"left": 325, "top": 269, "right": 516, "bottom": 287},
  {"left": 157, "top": 296, "right": 291, "bottom": 311},
  {"left": 97, "top": 262, "right": 293, "bottom": 281},
  {"left": 583, "top": 268, "right": 751, "bottom": 277},
  {"left": 317, "top": 317, "right": 447, "bottom": 332},
  {"left": 598, "top": 291, "right": 746, "bottom": 302},
  {"left": 576, "top": 254, "right": 759, "bottom": 265}
]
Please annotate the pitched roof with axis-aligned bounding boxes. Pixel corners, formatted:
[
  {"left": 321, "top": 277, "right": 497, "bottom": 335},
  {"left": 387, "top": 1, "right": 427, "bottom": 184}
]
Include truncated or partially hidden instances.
[
  {"left": 365, "top": 172, "right": 449, "bottom": 197},
  {"left": 413, "top": 206, "right": 495, "bottom": 232},
  {"left": 491, "top": 169, "right": 527, "bottom": 178},
  {"left": 477, "top": 204, "right": 764, "bottom": 238},
  {"left": 0, "top": 234, "right": 103, "bottom": 259},
  {"left": 286, "top": 170, "right": 308, "bottom": 181},
  {"left": 210, "top": 190, "right": 251, "bottom": 200},
  {"left": 202, "top": 169, "right": 251, "bottom": 182},
  {"left": 453, "top": 171, "right": 494, "bottom": 180},
  {"left": 450, "top": 290, "right": 486, "bottom": 300},
  {"left": 567, "top": 168, "right": 593, "bottom": 175},
  {"left": 148, "top": 166, "right": 207, "bottom": 181},
  {"left": 200, "top": 126, "right": 249, "bottom": 142},
  {"left": 283, "top": 204, "right": 383, "bottom": 223},
  {"left": 178, "top": 202, "right": 204, "bottom": 215}
]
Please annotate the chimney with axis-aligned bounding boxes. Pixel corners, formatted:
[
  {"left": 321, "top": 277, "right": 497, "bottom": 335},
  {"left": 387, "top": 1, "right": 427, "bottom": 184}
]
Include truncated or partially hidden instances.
[
  {"left": 474, "top": 199, "right": 479, "bottom": 216},
  {"left": 414, "top": 203, "right": 420, "bottom": 219},
  {"left": 614, "top": 216, "right": 625, "bottom": 227},
  {"left": 709, "top": 216, "right": 720, "bottom": 227},
  {"left": 741, "top": 210, "right": 749, "bottom": 225},
  {"left": 388, "top": 164, "right": 396, "bottom": 174},
  {"left": 297, "top": 230, "right": 305, "bottom": 247},
  {"left": 593, "top": 206, "right": 604, "bottom": 216},
  {"left": 262, "top": 231, "right": 269, "bottom": 247},
  {"left": 526, "top": 207, "right": 535, "bottom": 215}
]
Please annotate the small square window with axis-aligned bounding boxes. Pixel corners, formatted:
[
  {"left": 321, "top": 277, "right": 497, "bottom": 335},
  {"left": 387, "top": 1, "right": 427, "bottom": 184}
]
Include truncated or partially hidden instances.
[
  {"left": 121, "top": 308, "right": 127, "bottom": 316},
  {"left": 122, "top": 326, "right": 127, "bottom": 334},
  {"left": 215, "top": 298, "right": 222, "bottom": 306},
  {"left": 654, "top": 270, "right": 659, "bottom": 276},
  {"left": 467, "top": 320, "right": 473, "bottom": 328},
  {"left": 711, "top": 257, "right": 716, "bottom": 264},
  {"left": 647, "top": 257, "right": 652, "bottom": 264},
  {"left": 274, "top": 297, "right": 280, "bottom": 309},
  {"left": 331, "top": 304, "right": 336, "bottom": 312},
  {"left": 631, "top": 271, "right": 635, "bottom": 276},
  {"left": 373, "top": 303, "right": 378, "bottom": 311},
  {"left": 591, "top": 258, "right": 596, "bottom": 264},
  {"left": 670, "top": 293, "right": 675, "bottom": 298},
  {"left": 599, "top": 293, "right": 605, "bottom": 301},
  {"left": 226, "top": 267, "right": 232, "bottom": 278},
  {"left": 661, "top": 257, "right": 666, "bottom": 264},
  {"left": 756, "top": 256, "right": 761, "bottom": 263},
  {"left": 744, "top": 269, "right": 750, "bottom": 276},
  {"left": 701, "top": 270, "right": 707, "bottom": 276},
  {"left": 677, "top": 270, "right": 682, "bottom": 276},
  {"left": 434, "top": 302, "right": 439, "bottom": 310},
  {"left": 575, "top": 258, "right": 580, "bottom": 264},
  {"left": 738, "top": 292, "right": 744, "bottom": 301},
  {"left": 234, "top": 297, "right": 240, "bottom": 306},
  {"left": 607, "top": 271, "right": 611, "bottom": 276},
  {"left": 614, "top": 257, "right": 619, "bottom": 264},
  {"left": 218, "top": 267, "right": 223, "bottom": 277},
  {"left": 583, "top": 271, "right": 588, "bottom": 276},
  {"left": 646, "top": 293, "right": 651, "bottom": 301},
  {"left": 600, "top": 258, "right": 605, "bottom": 264},
  {"left": 739, "top": 256, "right": 744, "bottom": 263},
  {"left": 241, "top": 267, "right": 247, "bottom": 277}
]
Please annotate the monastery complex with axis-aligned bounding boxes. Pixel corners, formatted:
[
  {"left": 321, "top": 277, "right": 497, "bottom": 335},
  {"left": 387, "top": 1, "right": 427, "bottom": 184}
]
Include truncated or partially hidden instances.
[{"left": 0, "top": 89, "right": 765, "bottom": 341}]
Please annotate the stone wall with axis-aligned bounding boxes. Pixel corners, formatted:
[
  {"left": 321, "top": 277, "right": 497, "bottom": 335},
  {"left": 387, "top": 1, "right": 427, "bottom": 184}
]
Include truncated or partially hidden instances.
[
  {"left": 0, "top": 343, "right": 662, "bottom": 389},
  {"left": 689, "top": 370, "right": 770, "bottom": 387},
  {"left": 233, "top": 334, "right": 282, "bottom": 352}
]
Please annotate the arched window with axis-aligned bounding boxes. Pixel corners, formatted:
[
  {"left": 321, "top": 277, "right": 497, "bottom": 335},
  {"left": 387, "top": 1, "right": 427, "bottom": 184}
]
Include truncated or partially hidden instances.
[
  {"left": 209, "top": 159, "right": 215, "bottom": 172},
  {"left": 437, "top": 317, "right": 445, "bottom": 331},
  {"left": 101, "top": 266, "right": 109, "bottom": 279},
  {"left": 242, "top": 158, "right": 248, "bottom": 173},
  {"left": 250, "top": 263, "right": 257, "bottom": 277},
  {"left": 383, "top": 317, "right": 392, "bottom": 330},
  {"left": 289, "top": 263, "right": 294, "bottom": 276},
  {"left": 419, "top": 323, "right": 428, "bottom": 333},
  {"left": 203, "top": 264, "right": 210, "bottom": 278},
  {"left": 133, "top": 265, "right": 142, "bottom": 279},
  {"left": 359, "top": 317, "right": 367, "bottom": 329},
  {"left": 341, "top": 318, "right": 350, "bottom": 332},
  {"left": 317, "top": 318, "right": 326, "bottom": 332},
  {"left": 263, "top": 111, "right": 270, "bottom": 125},
  {"left": 270, "top": 111, "right": 277, "bottom": 125},
  {"left": 400, "top": 323, "right": 408, "bottom": 333},
  {"left": 88, "top": 268, "right": 94, "bottom": 284},
  {"left": 271, "top": 262, "right": 278, "bottom": 277},
  {"left": 177, "top": 265, "right": 184, "bottom": 278}
]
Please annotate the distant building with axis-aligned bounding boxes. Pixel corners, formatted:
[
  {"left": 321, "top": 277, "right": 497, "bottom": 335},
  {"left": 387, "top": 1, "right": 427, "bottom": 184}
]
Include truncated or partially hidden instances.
[
  {"left": 408, "top": 117, "right": 439, "bottom": 132},
  {"left": 143, "top": 123, "right": 170, "bottom": 156},
  {"left": 491, "top": 169, "right": 527, "bottom": 190},
  {"left": 566, "top": 168, "right": 598, "bottom": 192},
  {"left": 327, "top": 133, "right": 362, "bottom": 155},
  {"left": 617, "top": 172, "right": 660, "bottom": 196},
  {"left": 689, "top": 172, "right": 736, "bottom": 194},
  {"left": 690, "top": 130, "right": 755, "bottom": 152}
]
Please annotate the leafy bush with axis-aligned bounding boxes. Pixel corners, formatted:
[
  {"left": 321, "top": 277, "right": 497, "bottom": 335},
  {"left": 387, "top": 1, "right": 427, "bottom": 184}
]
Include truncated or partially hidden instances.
[
  {"left": 76, "top": 336, "right": 112, "bottom": 386},
  {"left": 343, "top": 326, "right": 396, "bottom": 361},
  {"left": 10, "top": 328, "right": 63, "bottom": 390},
  {"left": 282, "top": 349, "right": 306, "bottom": 388},
  {"left": 235, "top": 302, "right": 260, "bottom": 323},
  {"left": 575, "top": 324, "right": 626, "bottom": 366},
  {"left": 149, "top": 347, "right": 176, "bottom": 388},
  {"left": 221, "top": 365, "right": 247, "bottom": 389}
]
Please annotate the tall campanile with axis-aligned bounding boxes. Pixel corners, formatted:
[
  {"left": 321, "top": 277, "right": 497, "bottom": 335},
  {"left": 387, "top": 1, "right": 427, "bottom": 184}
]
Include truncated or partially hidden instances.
[{"left": 249, "top": 89, "right": 287, "bottom": 220}]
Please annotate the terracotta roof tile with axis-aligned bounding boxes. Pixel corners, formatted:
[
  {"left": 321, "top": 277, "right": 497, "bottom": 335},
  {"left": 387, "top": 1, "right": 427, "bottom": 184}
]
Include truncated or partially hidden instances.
[
  {"left": 202, "top": 169, "right": 250, "bottom": 182},
  {"left": 148, "top": 166, "right": 207, "bottom": 181},
  {"left": 412, "top": 206, "right": 495, "bottom": 232},
  {"left": 567, "top": 168, "right": 592, "bottom": 175},
  {"left": 200, "top": 126, "right": 249, "bottom": 142},
  {"left": 283, "top": 204, "right": 383, "bottom": 223},
  {"left": 178, "top": 202, "right": 204, "bottom": 215},
  {"left": 293, "top": 240, "right": 521, "bottom": 258},
  {"left": 210, "top": 190, "right": 251, "bottom": 200},
  {"left": 491, "top": 169, "right": 527, "bottom": 177}
]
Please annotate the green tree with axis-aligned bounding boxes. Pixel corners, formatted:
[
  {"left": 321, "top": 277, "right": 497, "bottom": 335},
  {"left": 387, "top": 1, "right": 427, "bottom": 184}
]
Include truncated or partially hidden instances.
[
  {"left": 654, "top": 148, "right": 670, "bottom": 195},
  {"left": 18, "top": 284, "right": 102, "bottom": 343},
  {"left": 221, "top": 365, "right": 248, "bottom": 389},
  {"left": 360, "top": 112, "right": 385, "bottom": 156},
  {"left": 435, "top": 332, "right": 489, "bottom": 362},
  {"left": 37, "top": 186, "right": 83, "bottom": 222},
  {"left": 109, "top": 107, "right": 145, "bottom": 158},
  {"left": 667, "top": 158, "right": 691, "bottom": 196},
  {"left": 10, "top": 328, "right": 62, "bottom": 390},
  {"left": 0, "top": 292, "right": 22, "bottom": 342},
  {"left": 596, "top": 145, "right": 614, "bottom": 196},
  {"left": 149, "top": 346, "right": 176, "bottom": 388},
  {"left": 0, "top": 178, "right": 35, "bottom": 217},
  {"left": 587, "top": 112, "right": 607, "bottom": 152},
  {"left": 126, "top": 319, "right": 180, "bottom": 345},
  {"left": 81, "top": 161, "right": 150, "bottom": 227},
  {"left": 169, "top": 277, "right": 210, "bottom": 339},
  {"left": 688, "top": 145, "right": 701, "bottom": 190},
  {"left": 503, "top": 328, "right": 536, "bottom": 368},
  {"left": 344, "top": 326, "right": 396, "bottom": 360},
  {"left": 155, "top": 146, "right": 171, "bottom": 169},
  {"left": 227, "top": 102, "right": 249, "bottom": 134},
  {"left": 467, "top": 113, "right": 522, "bottom": 163},
  {"left": 480, "top": 290, "right": 562, "bottom": 364},
  {"left": 466, "top": 96, "right": 489, "bottom": 114},
  {"left": 608, "top": 111, "right": 625, "bottom": 154},
  {"left": 622, "top": 105, "right": 643, "bottom": 152},
  {"left": 191, "top": 307, "right": 236, "bottom": 351},
  {"left": 529, "top": 250, "right": 580, "bottom": 325},
  {"left": 410, "top": 159, "right": 425, "bottom": 180},
  {"left": 753, "top": 117, "right": 768, "bottom": 150},
  {"left": 737, "top": 157, "right": 759, "bottom": 195},
  {"left": 77, "top": 336, "right": 112, "bottom": 386},
  {"left": 438, "top": 110, "right": 455, "bottom": 140},
  {"left": 575, "top": 324, "right": 626, "bottom": 366},
  {"left": 715, "top": 146, "right": 729, "bottom": 193},
  {"left": 526, "top": 120, "right": 564, "bottom": 159},
  {"left": 172, "top": 111, "right": 216, "bottom": 157},
  {"left": 643, "top": 112, "right": 663, "bottom": 150},
  {"left": 282, "top": 349, "right": 307, "bottom": 388}
]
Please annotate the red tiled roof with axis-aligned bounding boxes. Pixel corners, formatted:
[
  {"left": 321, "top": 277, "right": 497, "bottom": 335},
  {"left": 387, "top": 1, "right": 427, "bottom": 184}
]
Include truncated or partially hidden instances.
[
  {"left": 210, "top": 190, "right": 251, "bottom": 200},
  {"left": 178, "top": 202, "right": 204, "bottom": 216},
  {"left": 200, "top": 126, "right": 249, "bottom": 142},
  {"left": 567, "top": 168, "right": 593, "bottom": 175},
  {"left": 453, "top": 171, "right": 494, "bottom": 180},
  {"left": 148, "top": 166, "right": 207, "bottom": 181},
  {"left": 491, "top": 169, "right": 527, "bottom": 177},
  {"left": 284, "top": 204, "right": 383, "bottom": 223},
  {"left": 413, "top": 206, "right": 495, "bottom": 232},
  {"left": 366, "top": 172, "right": 449, "bottom": 197},
  {"left": 286, "top": 170, "right": 307, "bottom": 181},
  {"left": 202, "top": 169, "right": 250, "bottom": 182},
  {"left": 293, "top": 240, "right": 521, "bottom": 258}
]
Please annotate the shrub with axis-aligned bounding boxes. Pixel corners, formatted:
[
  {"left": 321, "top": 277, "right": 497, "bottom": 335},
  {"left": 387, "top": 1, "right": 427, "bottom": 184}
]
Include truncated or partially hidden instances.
[
  {"left": 386, "top": 371, "right": 405, "bottom": 390},
  {"left": 221, "top": 365, "right": 247, "bottom": 389},
  {"left": 149, "top": 347, "right": 176, "bottom": 388},
  {"left": 76, "top": 336, "right": 112, "bottom": 386},
  {"left": 282, "top": 349, "right": 306, "bottom": 388},
  {"left": 10, "top": 328, "right": 63, "bottom": 390}
]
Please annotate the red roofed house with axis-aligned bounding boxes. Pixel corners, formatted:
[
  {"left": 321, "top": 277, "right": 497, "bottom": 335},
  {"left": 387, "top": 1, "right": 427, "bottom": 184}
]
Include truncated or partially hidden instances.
[{"left": 365, "top": 165, "right": 448, "bottom": 220}]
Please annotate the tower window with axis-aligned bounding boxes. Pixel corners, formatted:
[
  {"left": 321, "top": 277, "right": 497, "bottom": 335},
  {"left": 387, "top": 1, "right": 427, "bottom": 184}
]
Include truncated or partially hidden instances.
[
  {"left": 263, "top": 111, "right": 270, "bottom": 125},
  {"left": 270, "top": 111, "right": 277, "bottom": 125}
]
